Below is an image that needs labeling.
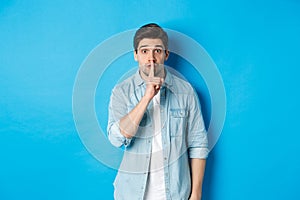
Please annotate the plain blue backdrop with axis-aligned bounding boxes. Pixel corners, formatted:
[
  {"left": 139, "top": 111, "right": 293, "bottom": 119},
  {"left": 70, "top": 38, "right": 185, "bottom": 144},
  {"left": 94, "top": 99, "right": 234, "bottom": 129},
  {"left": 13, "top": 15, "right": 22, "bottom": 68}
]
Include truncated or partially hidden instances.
[{"left": 1, "top": 0, "right": 300, "bottom": 199}]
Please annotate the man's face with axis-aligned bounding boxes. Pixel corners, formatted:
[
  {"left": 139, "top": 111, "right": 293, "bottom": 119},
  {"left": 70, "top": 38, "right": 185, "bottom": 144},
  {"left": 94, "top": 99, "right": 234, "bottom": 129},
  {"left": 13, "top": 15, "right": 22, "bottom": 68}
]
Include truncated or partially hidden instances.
[{"left": 134, "top": 38, "right": 169, "bottom": 78}]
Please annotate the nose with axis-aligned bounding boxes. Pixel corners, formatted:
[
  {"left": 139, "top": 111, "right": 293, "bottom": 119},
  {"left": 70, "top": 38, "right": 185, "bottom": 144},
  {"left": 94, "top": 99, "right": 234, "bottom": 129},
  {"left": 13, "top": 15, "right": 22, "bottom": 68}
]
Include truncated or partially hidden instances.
[{"left": 148, "top": 50, "right": 156, "bottom": 63}]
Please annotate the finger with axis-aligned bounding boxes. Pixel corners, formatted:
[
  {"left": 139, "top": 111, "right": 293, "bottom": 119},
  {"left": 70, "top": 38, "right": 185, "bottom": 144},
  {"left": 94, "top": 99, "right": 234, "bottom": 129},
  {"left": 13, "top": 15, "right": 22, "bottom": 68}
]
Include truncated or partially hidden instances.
[
  {"left": 148, "top": 77, "right": 161, "bottom": 84},
  {"left": 148, "top": 62, "right": 154, "bottom": 78}
]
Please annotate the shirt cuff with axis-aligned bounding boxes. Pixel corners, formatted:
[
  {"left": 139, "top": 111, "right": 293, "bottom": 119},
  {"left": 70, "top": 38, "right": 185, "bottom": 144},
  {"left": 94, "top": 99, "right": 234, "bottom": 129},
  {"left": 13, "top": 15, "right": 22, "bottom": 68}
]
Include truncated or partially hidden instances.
[
  {"left": 108, "top": 121, "right": 133, "bottom": 147},
  {"left": 188, "top": 147, "right": 209, "bottom": 159}
]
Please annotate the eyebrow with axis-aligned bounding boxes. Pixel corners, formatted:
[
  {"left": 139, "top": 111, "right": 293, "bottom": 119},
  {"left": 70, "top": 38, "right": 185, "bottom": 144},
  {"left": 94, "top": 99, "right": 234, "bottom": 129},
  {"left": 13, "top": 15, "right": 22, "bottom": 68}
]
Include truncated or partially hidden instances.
[{"left": 138, "top": 45, "right": 164, "bottom": 49}]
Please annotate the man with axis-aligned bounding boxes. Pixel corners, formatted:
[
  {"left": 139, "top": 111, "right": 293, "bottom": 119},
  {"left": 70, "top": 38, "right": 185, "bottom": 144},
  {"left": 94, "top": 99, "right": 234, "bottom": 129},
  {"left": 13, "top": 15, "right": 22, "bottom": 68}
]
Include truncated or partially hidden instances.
[{"left": 107, "top": 23, "right": 209, "bottom": 200}]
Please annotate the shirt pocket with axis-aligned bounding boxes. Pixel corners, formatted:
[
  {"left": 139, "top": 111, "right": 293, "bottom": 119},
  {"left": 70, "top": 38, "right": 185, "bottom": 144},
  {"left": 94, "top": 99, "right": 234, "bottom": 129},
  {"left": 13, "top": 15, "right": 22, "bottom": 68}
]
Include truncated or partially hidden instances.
[{"left": 169, "top": 108, "right": 188, "bottom": 137}]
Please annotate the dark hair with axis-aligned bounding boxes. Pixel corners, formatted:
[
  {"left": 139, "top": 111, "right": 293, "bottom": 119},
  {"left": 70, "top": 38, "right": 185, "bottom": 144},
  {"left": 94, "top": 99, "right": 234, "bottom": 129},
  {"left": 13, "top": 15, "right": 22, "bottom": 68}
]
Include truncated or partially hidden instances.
[{"left": 133, "top": 23, "right": 168, "bottom": 51}]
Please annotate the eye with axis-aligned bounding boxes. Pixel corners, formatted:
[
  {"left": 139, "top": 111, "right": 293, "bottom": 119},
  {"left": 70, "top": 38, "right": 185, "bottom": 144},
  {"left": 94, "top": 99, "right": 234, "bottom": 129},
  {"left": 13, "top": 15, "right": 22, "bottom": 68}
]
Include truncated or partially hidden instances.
[
  {"left": 154, "top": 49, "right": 162, "bottom": 54},
  {"left": 140, "top": 49, "right": 148, "bottom": 54}
]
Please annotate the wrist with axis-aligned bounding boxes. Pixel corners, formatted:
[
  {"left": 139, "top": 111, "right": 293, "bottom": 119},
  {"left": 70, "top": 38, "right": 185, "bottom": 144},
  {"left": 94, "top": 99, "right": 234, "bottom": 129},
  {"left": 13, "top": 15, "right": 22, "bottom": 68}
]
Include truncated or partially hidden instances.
[
  {"left": 190, "top": 191, "right": 202, "bottom": 199},
  {"left": 141, "top": 94, "right": 153, "bottom": 103}
]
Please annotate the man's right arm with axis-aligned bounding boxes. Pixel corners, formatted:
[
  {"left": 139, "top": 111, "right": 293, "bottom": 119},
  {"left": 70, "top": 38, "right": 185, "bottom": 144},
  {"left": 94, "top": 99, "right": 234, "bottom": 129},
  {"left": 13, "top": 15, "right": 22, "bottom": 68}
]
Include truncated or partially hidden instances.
[
  {"left": 119, "top": 95, "right": 151, "bottom": 138},
  {"left": 120, "top": 64, "right": 163, "bottom": 138},
  {"left": 108, "top": 64, "right": 163, "bottom": 145},
  {"left": 107, "top": 89, "right": 154, "bottom": 147}
]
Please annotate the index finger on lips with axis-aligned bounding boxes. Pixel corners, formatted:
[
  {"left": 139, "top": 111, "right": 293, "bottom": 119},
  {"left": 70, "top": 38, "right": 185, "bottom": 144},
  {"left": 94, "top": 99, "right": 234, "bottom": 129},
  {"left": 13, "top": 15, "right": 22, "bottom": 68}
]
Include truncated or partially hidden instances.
[{"left": 148, "top": 62, "right": 154, "bottom": 78}]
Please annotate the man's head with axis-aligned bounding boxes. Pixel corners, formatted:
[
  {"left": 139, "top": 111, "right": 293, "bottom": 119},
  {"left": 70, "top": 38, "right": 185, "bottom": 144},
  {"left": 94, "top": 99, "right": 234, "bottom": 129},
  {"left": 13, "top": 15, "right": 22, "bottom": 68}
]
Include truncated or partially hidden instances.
[
  {"left": 133, "top": 23, "right": 169, "bottom": 79},
  {"left": 133, "top": 23, "right": 168, "bottom": 51}
]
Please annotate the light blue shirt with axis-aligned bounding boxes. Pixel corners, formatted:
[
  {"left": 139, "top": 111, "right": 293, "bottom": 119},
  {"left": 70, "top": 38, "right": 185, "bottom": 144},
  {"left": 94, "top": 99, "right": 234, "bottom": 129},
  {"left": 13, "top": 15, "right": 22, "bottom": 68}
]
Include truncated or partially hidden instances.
[{"left": 107, "top": 69, "right": 209, "bottom": 200}]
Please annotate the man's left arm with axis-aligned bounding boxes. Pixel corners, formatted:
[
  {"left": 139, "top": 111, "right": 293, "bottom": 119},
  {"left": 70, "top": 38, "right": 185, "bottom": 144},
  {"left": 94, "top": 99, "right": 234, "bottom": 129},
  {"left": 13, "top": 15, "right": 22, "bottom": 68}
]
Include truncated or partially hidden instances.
[
  {"left": 187, "top": 89, "right": 209, "bottom": 200},
  {"left": 189, "top": 158, "right": 206, "bottom": 200}
]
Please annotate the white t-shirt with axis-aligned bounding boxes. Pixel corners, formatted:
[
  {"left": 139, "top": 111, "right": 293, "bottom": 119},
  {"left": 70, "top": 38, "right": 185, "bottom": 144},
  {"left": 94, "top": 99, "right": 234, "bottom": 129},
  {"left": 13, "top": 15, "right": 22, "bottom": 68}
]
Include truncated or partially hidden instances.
[{"left": 144, "top": 91, "right": 166, "bottom": 200}]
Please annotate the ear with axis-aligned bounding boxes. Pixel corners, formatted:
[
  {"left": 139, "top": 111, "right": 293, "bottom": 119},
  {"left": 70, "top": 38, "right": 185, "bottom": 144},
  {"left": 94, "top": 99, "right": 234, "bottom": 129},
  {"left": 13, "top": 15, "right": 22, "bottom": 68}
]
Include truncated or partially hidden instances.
[
  {"left": 164, "top": 50, "right": 170, "bottom": 61},
  {"left": 134, "top": 50, "right": 138, "bottom": 61}
]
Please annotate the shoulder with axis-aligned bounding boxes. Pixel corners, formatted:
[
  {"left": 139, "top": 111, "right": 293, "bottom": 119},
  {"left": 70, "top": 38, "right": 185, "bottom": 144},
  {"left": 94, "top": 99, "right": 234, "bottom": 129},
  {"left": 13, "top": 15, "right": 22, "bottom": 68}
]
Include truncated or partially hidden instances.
[
  {"left": 168, "top": 72, "right": 195, "bottom": 95},
  {"left": 112, "top": 72, "right": 144, "bottom": 97},
  {"left": 113, "top": 73, "right": 137, "bottom": 91}
]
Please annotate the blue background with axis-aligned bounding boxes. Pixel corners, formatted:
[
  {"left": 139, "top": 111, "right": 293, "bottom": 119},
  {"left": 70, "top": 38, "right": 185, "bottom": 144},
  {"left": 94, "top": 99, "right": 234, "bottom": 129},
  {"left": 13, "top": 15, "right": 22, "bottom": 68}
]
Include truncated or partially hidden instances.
[{"left": 1, "top": 0, "right": 300, "bottom": 199}]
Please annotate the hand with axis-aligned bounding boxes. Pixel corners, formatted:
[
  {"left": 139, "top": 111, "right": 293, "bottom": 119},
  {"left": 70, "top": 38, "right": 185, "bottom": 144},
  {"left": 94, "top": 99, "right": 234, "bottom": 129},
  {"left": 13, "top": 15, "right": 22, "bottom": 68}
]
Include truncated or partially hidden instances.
[{"left": 144, "top": 62, "right": 164, "bottom": 100}]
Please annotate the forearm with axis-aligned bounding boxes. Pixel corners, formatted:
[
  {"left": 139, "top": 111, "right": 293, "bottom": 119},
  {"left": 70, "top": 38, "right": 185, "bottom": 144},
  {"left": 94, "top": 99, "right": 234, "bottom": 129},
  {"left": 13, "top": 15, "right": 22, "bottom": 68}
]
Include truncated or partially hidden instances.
[
  {"left": 119, "top": 96, "right": 151, "bottom": 138},
  {"left": 189, "top": 158, "right": 206, "bottom": 200}
]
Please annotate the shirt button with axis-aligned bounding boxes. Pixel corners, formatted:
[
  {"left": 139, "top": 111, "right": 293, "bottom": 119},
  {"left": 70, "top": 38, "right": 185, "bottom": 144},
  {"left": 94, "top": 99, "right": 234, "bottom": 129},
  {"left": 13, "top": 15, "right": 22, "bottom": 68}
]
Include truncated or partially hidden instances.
[{"left": 164, "top": 157, "right": 167, "bottom": 160}]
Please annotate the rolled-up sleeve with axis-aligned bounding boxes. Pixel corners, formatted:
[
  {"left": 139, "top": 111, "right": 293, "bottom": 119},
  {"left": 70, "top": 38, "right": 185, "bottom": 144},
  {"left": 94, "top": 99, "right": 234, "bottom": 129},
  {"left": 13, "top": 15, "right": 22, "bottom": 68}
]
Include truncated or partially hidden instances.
[
  {"left": 108, "top": 120, "right": 133, "bottom": 147},
  {"left": 107, "top": 86, "right": 133, "bottom": 148},
  {"left": 187, "top": 90, "right": 209, "bottom": 159}
]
